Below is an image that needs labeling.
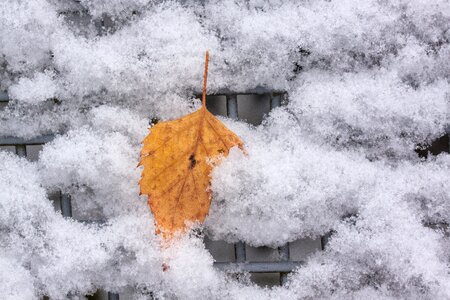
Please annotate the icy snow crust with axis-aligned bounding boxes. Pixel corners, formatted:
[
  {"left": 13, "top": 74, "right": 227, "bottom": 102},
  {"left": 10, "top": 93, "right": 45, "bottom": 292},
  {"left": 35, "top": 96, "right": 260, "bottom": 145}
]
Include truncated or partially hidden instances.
[{"left": 1, "top": 0, "right": 450, "bottom": 298}]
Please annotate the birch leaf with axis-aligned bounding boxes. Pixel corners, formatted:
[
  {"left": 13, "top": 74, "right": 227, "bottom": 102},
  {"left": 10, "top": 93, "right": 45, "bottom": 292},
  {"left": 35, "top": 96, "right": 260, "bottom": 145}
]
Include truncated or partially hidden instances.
[{"left": 139, "top": 51, "right": 244, "bottom": 236}]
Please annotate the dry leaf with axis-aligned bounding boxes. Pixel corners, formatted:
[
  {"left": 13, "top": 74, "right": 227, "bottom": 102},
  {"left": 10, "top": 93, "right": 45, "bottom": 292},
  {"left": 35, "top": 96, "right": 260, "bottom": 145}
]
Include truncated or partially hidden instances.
[{"left": 139, "top": 51, "right": 244, "bottom": 236}]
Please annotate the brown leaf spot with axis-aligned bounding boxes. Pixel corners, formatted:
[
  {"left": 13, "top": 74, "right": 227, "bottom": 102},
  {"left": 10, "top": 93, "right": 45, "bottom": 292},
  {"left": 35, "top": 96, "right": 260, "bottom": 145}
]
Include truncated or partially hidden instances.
[{"left": 189, "top": 154, "right": 197, "bottom": 169}]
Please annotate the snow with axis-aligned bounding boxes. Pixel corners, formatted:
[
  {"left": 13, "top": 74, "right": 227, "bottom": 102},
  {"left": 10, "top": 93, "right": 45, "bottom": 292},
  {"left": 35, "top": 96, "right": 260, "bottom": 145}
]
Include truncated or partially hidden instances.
[
  {"left": 39, "top": 127, "right": 145, "bottom": 219},
  {"left": 1, "top": 0, "right": 450, "bottom": 298},
  {"left": 287, "top": 196, "right": 450, "bottom": 299},
  {"left": 8, "top": 71, "right": 58, "bottom": 104}
]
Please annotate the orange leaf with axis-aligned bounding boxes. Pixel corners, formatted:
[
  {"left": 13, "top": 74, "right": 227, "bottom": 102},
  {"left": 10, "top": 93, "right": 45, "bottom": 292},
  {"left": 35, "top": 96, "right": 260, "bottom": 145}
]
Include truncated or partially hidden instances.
[{"left": 139, "top": 51, "right": 244, "bottom": 237}]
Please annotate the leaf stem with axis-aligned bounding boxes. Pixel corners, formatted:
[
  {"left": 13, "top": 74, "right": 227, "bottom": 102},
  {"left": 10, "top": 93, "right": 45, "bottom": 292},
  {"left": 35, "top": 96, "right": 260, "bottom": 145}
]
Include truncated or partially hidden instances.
[{"left": 202, "top": 51, "right": 209, "bottom": 108}]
